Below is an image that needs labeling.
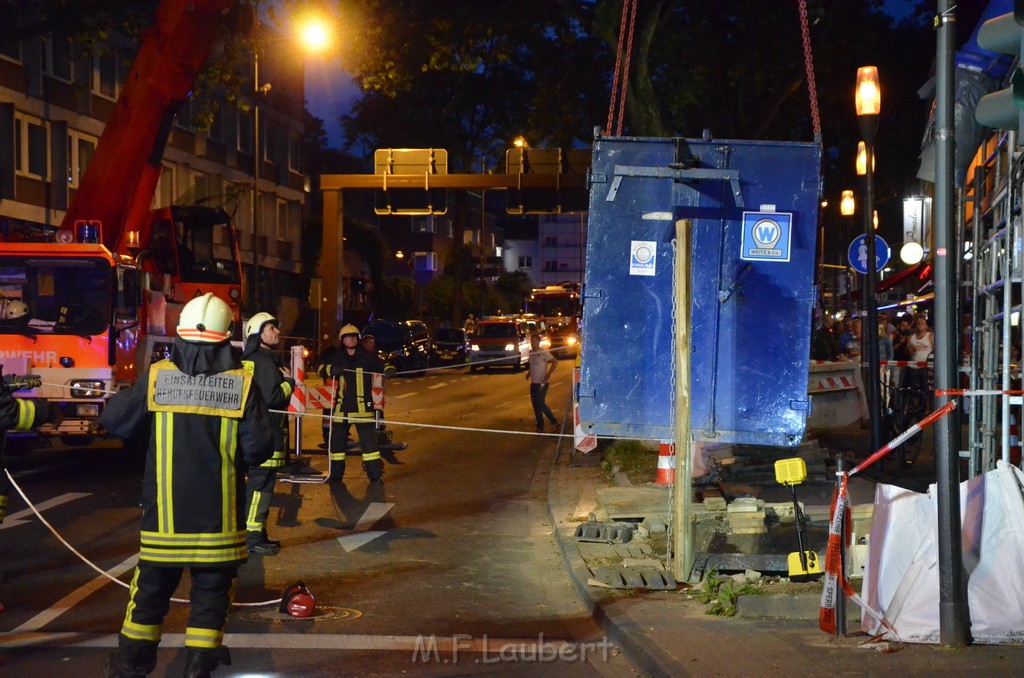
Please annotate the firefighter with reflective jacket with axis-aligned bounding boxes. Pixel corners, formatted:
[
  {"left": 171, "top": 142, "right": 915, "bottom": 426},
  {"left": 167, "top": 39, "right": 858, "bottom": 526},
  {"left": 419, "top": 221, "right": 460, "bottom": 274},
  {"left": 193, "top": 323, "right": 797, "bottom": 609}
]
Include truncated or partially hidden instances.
[
  {"left": 100, "top": 293, "right": 273, "bottom": 678},
  {"left": 240, "top": 312, "right": 294, "bottom": 556},
  {"left": 316, "top": 324, "right": 394, "bottom": 483},
  {"left": 0, "top": 370, "right": 56, "bottom": 524}
]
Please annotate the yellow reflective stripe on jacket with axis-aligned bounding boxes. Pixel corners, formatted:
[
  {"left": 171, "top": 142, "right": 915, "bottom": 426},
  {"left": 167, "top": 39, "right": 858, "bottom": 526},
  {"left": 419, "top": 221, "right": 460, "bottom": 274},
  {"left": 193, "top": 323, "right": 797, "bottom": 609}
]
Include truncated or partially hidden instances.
[
  {"left": 15, "top": 399, "right": 35, "bottom": 430},
  {"left": 139, "top": 530, "right": 247, "bottom": 564},
  {"left": 280, "top": 380, "right": 293, "bottom": 400},
  {"left": 220, "top": 418, "right": 237, "bottom": 528},
  {"left": 155, "top": 411, "right": 173, "bottom": 533},
  {"left": 185, "top": 626, "right": 223, "bottom": 649},
  {"left": 260, "top": 448, "right": 286, "bottom": 468},
  {"left": 241, "top": 360, "right": 254, "bottom": 374}
]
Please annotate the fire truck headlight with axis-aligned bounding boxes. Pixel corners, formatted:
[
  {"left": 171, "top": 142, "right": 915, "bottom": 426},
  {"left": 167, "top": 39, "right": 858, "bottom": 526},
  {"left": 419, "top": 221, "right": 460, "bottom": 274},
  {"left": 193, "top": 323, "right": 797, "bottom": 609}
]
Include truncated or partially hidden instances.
[
  {"left": 470, "top": 344, "right": 480, "bottom": 352},
  {"left": 69, "top": 380, "right": 105, "bottom": 398},
  {"left": 504, "top": 343, "right": 516, "bottom": 352},
  {"left": 76, "top": 403, "right": 100, "bottom": 417},
  {"left": 566, "top": 335, "right": 578, "bottom": 345}
]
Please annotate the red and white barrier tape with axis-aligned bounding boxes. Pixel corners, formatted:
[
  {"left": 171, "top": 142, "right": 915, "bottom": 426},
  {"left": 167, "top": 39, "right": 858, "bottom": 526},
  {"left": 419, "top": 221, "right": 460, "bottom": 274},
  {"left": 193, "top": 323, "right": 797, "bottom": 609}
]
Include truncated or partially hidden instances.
[
  {"left": 936, "top": 388, "right": 1024, "bottom": 397},
  {"left": 848, "top": 400, "right": 957, "bottom": 477},
  {"left": 819, "top": 472, "right": 888, "bottom": 635}
]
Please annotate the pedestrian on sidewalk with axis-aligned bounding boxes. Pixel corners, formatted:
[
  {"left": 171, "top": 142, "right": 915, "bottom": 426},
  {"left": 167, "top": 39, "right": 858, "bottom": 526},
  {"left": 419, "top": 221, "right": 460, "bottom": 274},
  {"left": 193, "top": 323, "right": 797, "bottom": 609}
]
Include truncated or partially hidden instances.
[
  {"left": 240, "top": 312, "right": 295, "bottom": 556},
  {"left": 526, "top": 333, "right": 558, "bottom": 432}
]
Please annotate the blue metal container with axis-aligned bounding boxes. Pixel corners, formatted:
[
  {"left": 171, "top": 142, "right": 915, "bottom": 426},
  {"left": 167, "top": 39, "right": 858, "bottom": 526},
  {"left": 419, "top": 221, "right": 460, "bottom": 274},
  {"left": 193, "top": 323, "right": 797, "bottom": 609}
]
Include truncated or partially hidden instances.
[{"left": 578, "top": 134, "right": 821, "bottom": 446}]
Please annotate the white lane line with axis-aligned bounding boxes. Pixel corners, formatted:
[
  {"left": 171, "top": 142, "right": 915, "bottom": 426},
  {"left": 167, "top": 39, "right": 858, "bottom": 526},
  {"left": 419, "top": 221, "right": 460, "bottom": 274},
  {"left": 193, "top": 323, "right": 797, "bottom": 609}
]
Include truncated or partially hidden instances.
[
  {"left": 392, "top": 392, "right": 417, "bottom": 399},
  {"left": 427, "top": 383, "right": 447, "bottom": 390},
  {"left": 0, "top": 492, "right": 91, "bottom": 530},
  {"left": 10, "top": 554, "right": 138, "bottom": 633},
  {"left": 3, "top": 632, "right": 581, "bottom": 653}
]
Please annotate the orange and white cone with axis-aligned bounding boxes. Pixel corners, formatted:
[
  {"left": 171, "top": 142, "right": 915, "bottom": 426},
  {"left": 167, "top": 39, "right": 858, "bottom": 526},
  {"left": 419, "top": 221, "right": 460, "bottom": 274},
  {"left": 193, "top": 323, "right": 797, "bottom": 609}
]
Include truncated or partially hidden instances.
[{"left": 655, "top": 440, "right": 675, "bottom": 485}]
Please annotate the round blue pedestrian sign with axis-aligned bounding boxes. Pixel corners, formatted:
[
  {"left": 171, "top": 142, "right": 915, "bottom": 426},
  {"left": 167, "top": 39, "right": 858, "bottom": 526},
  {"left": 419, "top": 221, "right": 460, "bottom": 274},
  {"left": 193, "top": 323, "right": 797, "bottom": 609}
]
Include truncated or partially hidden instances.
[{"left": 848, "top": 234, "right": 890, "bottom": 274}]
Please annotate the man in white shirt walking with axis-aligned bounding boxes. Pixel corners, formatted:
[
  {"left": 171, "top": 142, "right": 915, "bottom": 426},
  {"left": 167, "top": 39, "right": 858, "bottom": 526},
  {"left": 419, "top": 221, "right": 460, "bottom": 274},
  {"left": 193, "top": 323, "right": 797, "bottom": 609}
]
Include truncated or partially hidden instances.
[{"left": 526, "top": 334, "right": 558, "bottom": 432}]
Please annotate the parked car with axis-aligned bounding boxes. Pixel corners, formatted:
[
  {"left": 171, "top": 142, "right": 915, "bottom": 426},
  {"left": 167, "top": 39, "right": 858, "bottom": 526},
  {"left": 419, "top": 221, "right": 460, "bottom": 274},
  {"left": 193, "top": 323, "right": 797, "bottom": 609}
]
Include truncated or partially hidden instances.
[
  {"left": 468, "top": 317, "right": 530, "bottom": 371},
  {"left": 362, "top": 320, "right": 431, "bottom": 375},
  {"left": 431, "top": 327, "right": 471, "bottom": 365}
]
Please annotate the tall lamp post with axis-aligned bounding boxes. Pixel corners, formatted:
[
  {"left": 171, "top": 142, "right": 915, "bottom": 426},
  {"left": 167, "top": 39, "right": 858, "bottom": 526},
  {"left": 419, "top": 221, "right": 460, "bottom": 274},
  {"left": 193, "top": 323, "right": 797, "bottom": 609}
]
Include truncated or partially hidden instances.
[
  {"left": 856, "top": 65, "right": 882, "bottom": 455},
  {"left": 251, "top": 16, "right": 332, "bottom": 311}
]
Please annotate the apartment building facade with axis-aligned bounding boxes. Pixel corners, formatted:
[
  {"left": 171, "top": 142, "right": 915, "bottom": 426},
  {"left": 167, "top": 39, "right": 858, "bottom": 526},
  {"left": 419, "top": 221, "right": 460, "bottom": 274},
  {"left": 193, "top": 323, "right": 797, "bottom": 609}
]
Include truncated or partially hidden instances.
[{"left": 0, "top": 10, "right": 310, "bottom": 327}]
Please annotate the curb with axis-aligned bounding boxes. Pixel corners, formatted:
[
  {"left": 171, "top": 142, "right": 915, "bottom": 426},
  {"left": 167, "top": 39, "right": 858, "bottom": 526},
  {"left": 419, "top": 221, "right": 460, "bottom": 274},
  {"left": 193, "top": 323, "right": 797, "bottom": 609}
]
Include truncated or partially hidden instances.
[{"left": 545, "top": 454, "right": 681, "bottom": 678}]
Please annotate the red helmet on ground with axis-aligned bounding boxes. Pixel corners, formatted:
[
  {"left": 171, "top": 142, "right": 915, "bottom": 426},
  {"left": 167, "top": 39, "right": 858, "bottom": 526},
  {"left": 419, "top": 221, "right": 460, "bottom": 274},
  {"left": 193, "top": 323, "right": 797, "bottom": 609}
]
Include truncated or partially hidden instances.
[{"left": 279, "top": 581, "right": 316, "bottom": 618}]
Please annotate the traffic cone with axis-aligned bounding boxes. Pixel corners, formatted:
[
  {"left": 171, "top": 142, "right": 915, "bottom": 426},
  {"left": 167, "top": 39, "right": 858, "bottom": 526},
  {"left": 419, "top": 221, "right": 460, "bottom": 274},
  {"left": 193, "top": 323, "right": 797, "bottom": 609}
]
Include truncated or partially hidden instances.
[{"left": 655, "top": 440, "right": 675, "bottom": 485}]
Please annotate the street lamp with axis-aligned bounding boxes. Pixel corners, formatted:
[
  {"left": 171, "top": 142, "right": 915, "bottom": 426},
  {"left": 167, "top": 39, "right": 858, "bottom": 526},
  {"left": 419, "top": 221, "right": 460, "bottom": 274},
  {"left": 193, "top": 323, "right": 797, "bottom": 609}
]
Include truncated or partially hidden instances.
[
  {"left": 856, "top": 65, "right": 882, "bottom": 455},
  {"left": 251, "top": 18, "right": 332, "bottom": 310}
]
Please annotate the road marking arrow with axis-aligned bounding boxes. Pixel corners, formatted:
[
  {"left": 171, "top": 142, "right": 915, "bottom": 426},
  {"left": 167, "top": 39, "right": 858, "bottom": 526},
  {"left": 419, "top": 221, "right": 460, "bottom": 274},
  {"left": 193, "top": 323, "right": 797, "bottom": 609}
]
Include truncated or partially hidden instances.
[
  {"left": 0, "top": 492, "right": 91, "bottom": 530},
  {"left": 337, "top": 502, "right": 394, "bottom": 552}
]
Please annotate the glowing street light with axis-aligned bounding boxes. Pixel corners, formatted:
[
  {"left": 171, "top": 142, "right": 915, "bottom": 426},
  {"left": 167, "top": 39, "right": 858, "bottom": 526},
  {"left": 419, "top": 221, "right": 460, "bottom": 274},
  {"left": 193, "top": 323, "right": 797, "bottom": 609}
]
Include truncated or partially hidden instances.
[
  {"left": 840, "top": 190, "right": 855, "bottom": 216},
  {"left": 855, "top": 64, "right": 882, "bottom": 456}
]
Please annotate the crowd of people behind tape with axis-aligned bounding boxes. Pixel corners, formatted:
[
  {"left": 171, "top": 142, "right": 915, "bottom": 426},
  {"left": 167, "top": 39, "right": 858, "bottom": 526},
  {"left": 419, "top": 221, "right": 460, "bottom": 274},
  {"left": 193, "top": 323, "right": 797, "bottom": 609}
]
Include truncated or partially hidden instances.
[{"left": 811, "top": 310, "right": 934, "bottom": 366}]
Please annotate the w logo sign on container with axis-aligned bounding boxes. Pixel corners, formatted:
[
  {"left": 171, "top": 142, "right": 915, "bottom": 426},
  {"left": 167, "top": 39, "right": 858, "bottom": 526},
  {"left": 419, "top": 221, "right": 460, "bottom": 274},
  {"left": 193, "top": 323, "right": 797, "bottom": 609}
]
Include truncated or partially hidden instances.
[{"left": 741, "top": 211, "right": 792, "bottom": 263}]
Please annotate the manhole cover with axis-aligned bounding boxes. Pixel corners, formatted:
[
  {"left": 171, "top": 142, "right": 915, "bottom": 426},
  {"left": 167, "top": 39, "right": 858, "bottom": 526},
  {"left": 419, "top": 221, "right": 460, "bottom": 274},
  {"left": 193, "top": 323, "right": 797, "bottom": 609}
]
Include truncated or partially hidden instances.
[{"left": 238, "top": 606, "right": 363, "bottom": 623}]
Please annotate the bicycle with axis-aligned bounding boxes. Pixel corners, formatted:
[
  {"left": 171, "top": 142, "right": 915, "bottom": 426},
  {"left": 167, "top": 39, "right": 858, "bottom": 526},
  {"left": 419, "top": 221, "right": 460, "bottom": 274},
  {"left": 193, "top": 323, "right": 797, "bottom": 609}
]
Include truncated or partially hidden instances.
[{"left": 881, "top": 380, "right": 928, "bottom": 472}]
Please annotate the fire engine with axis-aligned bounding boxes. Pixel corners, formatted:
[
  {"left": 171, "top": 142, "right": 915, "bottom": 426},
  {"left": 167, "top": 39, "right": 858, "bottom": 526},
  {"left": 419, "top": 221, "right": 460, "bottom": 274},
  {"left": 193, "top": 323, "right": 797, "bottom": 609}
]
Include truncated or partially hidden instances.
[
  {"left": 524, "top": 283, "right": 581, "bottom": 358},
  {"left": 0, "top": 0, "right": 244, "bottom": 451}
]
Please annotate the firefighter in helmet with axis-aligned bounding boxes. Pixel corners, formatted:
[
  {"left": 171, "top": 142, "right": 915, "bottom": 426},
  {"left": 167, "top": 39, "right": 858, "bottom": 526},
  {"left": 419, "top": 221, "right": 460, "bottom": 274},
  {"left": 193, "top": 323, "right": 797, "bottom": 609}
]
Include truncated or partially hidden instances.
[
  {"left": 240, "top": 312, "right": 294, "bottom": 555},
  {"left": 0, "top": 367, "right": 57, "bottom": 612},
  {"left": 316, "top": 323, "right": 394, "bottom": 483},
  {"left": 100, "top": 293, "right": 273, "bottom": 678}
]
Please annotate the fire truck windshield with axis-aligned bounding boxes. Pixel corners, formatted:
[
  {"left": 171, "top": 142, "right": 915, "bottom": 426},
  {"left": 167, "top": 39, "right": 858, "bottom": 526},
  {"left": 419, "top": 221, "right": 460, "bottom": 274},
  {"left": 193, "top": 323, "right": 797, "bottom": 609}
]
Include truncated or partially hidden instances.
[
  {"left": 0, "top": 256, "right": 111, "bottom": 336},
  {"left": 527, "top": 296, "right": 579, "bottom": 319}
]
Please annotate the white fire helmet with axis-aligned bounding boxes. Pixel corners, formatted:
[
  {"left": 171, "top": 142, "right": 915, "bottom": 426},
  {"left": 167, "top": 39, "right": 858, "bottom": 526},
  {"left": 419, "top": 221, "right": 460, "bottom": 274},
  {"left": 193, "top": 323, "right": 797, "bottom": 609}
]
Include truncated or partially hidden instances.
[
  {"left": 244, "top": 312, "right": 278, "bottom": 339},
  {"left": 177, "top": 293, "right": 233, "bottom": 343}
]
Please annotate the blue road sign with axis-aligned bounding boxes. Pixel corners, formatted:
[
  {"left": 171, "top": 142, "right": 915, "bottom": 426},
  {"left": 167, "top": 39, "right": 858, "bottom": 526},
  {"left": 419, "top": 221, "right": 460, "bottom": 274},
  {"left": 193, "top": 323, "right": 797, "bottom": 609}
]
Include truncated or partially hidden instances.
[{"left": 848, "top": 234, "right": 890, "bottom": 274}]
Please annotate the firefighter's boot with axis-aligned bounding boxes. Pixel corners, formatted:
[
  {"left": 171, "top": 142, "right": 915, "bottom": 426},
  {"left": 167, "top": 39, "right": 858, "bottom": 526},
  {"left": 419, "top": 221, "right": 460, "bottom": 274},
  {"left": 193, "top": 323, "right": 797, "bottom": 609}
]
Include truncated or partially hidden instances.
[
  {"left": 183, "top": 646, "right": 231, "bottom": 678},
  {"left": 363, "top": 459, "right": 384, "bottom": 485},
  {"left": 104, "top": 649, "right": 154, "bottom": 678}
]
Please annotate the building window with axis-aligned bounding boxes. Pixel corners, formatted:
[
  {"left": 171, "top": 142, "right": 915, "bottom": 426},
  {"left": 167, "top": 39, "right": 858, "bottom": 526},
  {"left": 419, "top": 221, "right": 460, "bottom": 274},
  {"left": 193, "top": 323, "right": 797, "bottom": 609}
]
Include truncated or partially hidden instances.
[
  {"left": 42, "top": 33, "right": 73, "bottom": 81},
  {"left": 263, "top": 120, "right": 276, "bottom": 163},
  {"left": 156, "top": 163, "right": 177, "bottom": 208},
  {"left": 192, "top": 170, "right": 211, "bottom": 204},
  {"left": 67, "top": 130, "right": 97, "bottom": 187},
  {"left": 94, "top": 49, "right": 118, "bottom": 98},
  {"left": 543, "top": 261, "right": 557, "bottom": 272},
  {"left": 0, "top": 28, "right": 20, "bottom": 61},
  {"left": 518, "top": 256, "right": 532, "bottom": 269},
  {"left": 15, "top": 113, "right": 50, "bottom": 180},
  {"left": 288, "top": 132, "right": 302, "bottom": 172},
  {"left": 543, "top": 236, "right": 558, "bottom": 247},
  {"left": 412, "top": 218, "right": 436, "bottom": 233},
  {"left": 237, "top": 110, "right": 253, "bottom": 154},
  {"left": 413, "top": 252, "right": 437, "bottom": 272}
]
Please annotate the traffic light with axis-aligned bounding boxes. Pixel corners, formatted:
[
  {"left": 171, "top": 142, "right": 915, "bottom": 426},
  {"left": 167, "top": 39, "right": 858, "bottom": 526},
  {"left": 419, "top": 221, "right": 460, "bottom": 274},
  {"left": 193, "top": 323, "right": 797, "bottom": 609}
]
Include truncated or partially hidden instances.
[
  {"left": 975, "top": 5, "right": 1024, "bottom": 133},
  {"left": 373, "top": 148, "right": 448, "bottom": 215},
  {"left": 505, "top": 148, "right": 590, "bottom": 215}
]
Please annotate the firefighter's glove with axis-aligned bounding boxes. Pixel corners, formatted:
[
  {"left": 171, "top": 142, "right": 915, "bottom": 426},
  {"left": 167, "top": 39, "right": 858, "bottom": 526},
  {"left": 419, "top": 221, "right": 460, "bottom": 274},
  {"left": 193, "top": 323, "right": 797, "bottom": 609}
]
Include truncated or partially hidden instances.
[{"left": 329, "top": 365, "right": 344, "bottom": 378}]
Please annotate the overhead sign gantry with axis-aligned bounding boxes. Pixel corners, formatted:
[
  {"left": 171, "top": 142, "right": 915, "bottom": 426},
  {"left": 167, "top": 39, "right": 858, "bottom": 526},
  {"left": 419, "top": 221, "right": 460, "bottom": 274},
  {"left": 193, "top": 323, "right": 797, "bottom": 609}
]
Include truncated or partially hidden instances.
[{"left": 316, "top": 147, "right": 590, "bottom": 344}]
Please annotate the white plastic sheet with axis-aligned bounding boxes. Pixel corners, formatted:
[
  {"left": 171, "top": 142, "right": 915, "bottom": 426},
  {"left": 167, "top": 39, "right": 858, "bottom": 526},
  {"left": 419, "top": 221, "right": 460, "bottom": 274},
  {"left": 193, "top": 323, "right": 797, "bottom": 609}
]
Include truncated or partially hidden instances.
[{"left": 862, "top": 461, "right": 1024, "bottom": 644}]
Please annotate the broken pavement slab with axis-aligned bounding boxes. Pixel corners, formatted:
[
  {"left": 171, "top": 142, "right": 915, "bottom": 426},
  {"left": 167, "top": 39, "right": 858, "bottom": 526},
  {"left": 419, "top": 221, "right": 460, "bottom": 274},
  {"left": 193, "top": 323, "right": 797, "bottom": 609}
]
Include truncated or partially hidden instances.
[
  {"left": 596, "top": 486, "right": 671, "bottom": 520},
  {"left": 574, "top": 521, "right": 634, "bottom": 544},
  {"left": 591, "top": 566, "right": 677, "bottom": 590}
]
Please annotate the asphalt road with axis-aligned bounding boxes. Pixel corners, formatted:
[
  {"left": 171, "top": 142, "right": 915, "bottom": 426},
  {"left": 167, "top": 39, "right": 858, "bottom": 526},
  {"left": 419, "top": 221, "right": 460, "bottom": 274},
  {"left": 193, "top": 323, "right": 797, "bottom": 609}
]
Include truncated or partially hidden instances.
[{"left": 0, "top": 359, "right": 636, "bottom": 676}]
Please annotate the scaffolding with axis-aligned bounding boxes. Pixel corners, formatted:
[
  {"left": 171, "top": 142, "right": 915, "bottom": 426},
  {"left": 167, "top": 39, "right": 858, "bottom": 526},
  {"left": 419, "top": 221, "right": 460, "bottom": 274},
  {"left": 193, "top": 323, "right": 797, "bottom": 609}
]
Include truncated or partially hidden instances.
[{"left": 962, "top": 130, "right": 1021, "bottom": 477}]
